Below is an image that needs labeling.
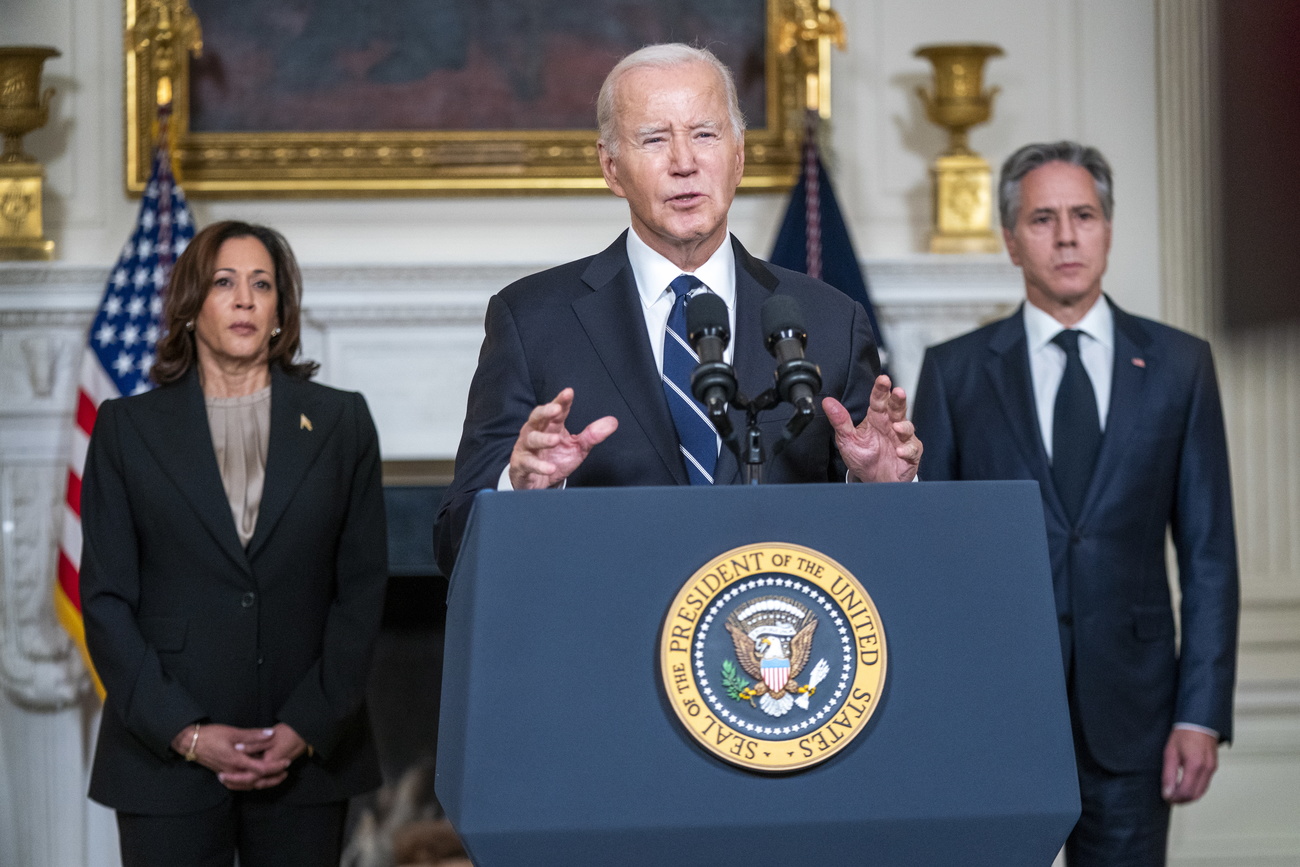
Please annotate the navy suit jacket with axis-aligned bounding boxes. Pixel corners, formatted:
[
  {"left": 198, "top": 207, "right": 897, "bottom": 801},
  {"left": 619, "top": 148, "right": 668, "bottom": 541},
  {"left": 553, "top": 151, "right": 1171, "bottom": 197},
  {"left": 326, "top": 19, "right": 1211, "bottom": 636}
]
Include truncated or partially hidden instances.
[
  {"left": 912, "top": 299, "right": 1238, "bottom": 773},
  {"left": 434, "top": 233, "right": 881, "bottom": 575},
  {"left": 81, "top": 366, "right": 388, "bottom": 813}
]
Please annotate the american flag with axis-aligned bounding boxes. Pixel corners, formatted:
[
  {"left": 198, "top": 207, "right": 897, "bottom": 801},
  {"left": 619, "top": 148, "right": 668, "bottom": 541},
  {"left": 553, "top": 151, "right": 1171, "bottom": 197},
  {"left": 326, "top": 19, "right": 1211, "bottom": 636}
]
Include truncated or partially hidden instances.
[{"left": 53, "top": 136, "right": 195, "bottom": 698}]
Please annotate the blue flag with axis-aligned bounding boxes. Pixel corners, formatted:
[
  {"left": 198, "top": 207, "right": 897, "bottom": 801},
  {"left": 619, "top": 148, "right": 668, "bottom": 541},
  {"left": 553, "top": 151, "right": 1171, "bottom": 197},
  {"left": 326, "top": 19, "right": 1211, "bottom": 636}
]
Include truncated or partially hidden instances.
[{"left": 770, "top": 112, "right": 886, "bottom": 370}]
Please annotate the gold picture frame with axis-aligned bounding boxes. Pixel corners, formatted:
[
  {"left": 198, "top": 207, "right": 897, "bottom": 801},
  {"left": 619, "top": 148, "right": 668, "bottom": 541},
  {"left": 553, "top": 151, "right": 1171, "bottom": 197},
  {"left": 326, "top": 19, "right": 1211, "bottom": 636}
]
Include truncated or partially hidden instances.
[{"left": 124, "top": 0, "right": 839, "bottom": 197}]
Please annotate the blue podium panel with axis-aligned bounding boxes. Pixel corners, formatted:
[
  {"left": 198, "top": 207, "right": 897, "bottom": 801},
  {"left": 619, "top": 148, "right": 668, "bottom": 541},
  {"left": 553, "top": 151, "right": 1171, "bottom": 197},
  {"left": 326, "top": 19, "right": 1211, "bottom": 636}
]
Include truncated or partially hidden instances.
[{"left": 437, "top": 482, "right": 1078, "bottom": 866}]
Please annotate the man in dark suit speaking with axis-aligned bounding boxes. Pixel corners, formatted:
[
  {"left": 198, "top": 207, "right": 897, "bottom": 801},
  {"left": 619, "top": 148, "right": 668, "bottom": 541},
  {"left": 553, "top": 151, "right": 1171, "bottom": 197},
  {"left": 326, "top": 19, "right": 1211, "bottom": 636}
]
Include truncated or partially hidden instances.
[
  {"left": 434, "top": 43, "right": 921, "bottom": 575},
  {"left": 912, "top": 141, "right": 1239, "bottom": 866}
]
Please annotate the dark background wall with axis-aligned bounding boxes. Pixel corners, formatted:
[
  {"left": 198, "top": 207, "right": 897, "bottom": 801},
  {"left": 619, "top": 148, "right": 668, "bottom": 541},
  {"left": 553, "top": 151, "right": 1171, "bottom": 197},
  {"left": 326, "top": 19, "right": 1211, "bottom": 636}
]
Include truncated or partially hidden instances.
[{"left": 1220, "top": 0, "right": 1300, "bottom": 328}]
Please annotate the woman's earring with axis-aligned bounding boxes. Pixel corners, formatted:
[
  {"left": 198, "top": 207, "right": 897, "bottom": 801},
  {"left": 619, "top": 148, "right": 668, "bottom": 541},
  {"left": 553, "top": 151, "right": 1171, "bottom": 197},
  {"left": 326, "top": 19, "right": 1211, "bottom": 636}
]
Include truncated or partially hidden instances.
[
  {"left": 270, "top": 326, "right": 282, "bottom": 338},
  {"left": 185, "top": 320, "right": 195, "bottom": 331}
]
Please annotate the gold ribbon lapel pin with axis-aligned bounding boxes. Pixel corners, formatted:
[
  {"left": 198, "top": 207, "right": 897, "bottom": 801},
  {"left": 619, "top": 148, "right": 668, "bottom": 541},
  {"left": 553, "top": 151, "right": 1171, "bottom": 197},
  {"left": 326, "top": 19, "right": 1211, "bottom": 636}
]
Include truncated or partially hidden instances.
[{"left": 300, "top": 413, "right": 313, "bottom": 431}]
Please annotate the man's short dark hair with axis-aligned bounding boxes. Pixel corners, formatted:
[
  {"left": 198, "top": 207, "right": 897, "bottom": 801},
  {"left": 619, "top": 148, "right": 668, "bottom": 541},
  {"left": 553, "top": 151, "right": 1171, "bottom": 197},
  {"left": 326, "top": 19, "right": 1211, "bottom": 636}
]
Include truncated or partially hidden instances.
[{"left": 998, "top": 140, "right": 1114, "bottom": 228}]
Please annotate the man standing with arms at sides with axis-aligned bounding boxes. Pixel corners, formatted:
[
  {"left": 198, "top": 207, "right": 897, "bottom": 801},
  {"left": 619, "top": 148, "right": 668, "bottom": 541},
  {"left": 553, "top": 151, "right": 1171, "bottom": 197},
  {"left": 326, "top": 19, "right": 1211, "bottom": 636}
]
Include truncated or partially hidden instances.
[
  {"left": 434, "top": 44, "right": 921, "bottom": 576},
  {"left": 912, "top": 141, "right": 1238, "bottom": 866}
]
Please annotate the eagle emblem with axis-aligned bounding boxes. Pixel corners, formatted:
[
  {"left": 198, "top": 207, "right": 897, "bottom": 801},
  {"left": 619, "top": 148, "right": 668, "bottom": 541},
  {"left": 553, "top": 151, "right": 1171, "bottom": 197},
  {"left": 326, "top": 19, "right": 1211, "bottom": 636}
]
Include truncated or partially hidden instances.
[
  {"left": 662, "top": 543, "right": 887, "bottom": 772},
  {"left": 723, "top": 595, "right": 830, "bottom": 717}
]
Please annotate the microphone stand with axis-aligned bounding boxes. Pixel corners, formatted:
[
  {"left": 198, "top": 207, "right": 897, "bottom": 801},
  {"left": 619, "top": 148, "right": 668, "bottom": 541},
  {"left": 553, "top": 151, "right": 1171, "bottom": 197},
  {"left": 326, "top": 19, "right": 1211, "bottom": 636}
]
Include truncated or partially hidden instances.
[{"left": 717, "top": 387, "right": 815, "bottom": 485}]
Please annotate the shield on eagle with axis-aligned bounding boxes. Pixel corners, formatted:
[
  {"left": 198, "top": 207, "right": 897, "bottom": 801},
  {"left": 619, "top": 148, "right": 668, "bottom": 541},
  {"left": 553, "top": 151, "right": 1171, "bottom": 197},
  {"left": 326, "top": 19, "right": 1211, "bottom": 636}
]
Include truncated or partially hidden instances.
[{"left": 761, "top": 656, "right": 790, "bottom": 693}]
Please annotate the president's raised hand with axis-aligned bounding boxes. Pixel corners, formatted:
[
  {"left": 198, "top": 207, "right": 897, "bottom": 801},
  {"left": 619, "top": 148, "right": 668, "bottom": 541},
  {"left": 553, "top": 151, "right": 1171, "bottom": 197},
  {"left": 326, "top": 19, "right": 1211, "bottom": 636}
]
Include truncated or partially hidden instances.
[
  {"left": 823, "top": 374, "right": 922, "bottom": 483},
  {"left": 508, "top": 388, "right": 618, "bottom": 490}
]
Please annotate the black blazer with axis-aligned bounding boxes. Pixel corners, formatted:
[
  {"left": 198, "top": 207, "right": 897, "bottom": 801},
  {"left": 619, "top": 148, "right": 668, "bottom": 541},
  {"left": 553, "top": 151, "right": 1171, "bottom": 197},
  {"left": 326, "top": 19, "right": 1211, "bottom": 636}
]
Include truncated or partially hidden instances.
[
  {"left": 912, "top": 300, "right": 1238, "bottom": 773},
  {"left": 434, "top": 233, "right": 882, "bottom": 575},
  {"left": 81, "top": 366, "right": 387, "bottom": 814}
]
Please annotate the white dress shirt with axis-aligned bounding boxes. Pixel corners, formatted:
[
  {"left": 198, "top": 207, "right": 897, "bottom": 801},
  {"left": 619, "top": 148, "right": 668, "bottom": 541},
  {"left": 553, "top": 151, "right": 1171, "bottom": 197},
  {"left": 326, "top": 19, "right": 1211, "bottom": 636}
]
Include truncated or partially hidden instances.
[
  {"left": 625, "top": 227, "right": 737, "bottom": 370},
  {"left": 497, "top": 229, "right": 736, "bottom": 490},
  {"left": 1023, "top": 296, "right": 1114, "bottom": 462}
]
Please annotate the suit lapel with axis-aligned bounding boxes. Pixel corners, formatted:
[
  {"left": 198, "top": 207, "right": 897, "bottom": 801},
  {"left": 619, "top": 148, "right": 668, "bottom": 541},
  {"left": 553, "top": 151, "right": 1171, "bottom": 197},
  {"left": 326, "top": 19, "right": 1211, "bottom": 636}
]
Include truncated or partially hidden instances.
[
  {"left": 715, "top": 238, "right": 780, "bottom": 484},
  {"left": 572, "top": 234, "right": 687, "bottom": 484},
  {"left": 1077, "top": 300, "right": 1154, "bottom": 522},
  {"left": 984, "top": 309, "right": 1063, "bottom": 516},
  {"left": 136, "top": 370, "right": 250, "bottom": 573},
  {"left": 247, "top": 367, "right": 337, "bottom": 558}
]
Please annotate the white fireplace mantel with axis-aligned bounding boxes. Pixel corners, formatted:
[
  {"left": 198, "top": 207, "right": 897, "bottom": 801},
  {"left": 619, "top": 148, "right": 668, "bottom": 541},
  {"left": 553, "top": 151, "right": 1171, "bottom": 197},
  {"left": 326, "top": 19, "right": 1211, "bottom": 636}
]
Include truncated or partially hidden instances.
[{"left": 1, "top": 257, "right": 1023, "bottom": 468}]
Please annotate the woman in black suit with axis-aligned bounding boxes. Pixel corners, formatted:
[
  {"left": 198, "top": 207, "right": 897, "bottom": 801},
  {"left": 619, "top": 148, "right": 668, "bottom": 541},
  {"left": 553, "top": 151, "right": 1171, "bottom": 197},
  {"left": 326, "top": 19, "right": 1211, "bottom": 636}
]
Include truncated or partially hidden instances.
[{"left": 80, "top": 221, "right": 387, "bottom": 866}]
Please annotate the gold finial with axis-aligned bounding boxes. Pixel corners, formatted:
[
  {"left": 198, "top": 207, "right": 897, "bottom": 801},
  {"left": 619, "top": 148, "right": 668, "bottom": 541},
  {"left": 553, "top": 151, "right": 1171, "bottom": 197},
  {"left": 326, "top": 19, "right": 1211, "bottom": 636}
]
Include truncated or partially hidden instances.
[
  {"left": 126, "top": 0, "right": 203, "bottom": 167},
  {"left": 778, "top": 0, "right": 847, "bottom": 116},
  {"left": 127, "top": 0, "right": 203, "bottom": 108}
]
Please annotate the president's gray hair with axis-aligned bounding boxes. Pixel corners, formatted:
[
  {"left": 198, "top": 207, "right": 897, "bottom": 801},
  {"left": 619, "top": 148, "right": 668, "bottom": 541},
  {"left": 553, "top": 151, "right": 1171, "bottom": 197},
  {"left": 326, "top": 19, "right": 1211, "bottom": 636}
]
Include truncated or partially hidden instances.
[
  {"left": 998, "top": 141, "right": 1114, "bottom": 228},
  {"left": 596, "top": 43, "right": 746, "bottom": 158}
]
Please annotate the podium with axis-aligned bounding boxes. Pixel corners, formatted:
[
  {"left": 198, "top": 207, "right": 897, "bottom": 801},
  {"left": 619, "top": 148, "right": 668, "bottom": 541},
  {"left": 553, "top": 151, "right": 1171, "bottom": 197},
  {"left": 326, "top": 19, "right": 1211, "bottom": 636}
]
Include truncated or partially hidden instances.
[{"left": 436, "top": 482, "right": 1079, "bottom": 865}]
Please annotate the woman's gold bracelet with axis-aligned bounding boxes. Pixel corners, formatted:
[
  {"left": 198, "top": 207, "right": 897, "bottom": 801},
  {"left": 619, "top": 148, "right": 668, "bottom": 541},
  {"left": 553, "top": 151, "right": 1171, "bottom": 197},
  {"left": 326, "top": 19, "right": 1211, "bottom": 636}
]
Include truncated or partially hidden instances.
[{"left": 184, "top": 723, "right": 201, "bottom": 762}]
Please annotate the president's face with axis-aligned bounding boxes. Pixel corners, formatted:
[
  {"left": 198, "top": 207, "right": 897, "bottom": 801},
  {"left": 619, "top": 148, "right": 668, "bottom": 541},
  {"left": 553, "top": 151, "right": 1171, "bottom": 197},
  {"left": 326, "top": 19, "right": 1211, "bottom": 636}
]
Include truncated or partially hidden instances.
[
  {"left": 598, "top": 61, "right": 744, "bottom": 270},
  {"left": 1003, "top": 160, "right": 1112, "bottom": 321}
]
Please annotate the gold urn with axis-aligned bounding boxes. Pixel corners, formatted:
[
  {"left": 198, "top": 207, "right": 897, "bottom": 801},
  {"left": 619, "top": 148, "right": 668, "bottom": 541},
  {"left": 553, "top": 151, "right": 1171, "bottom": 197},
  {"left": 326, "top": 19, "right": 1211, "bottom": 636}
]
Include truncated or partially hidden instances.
[
  {"left": 1, "top": 46, "right": 60, "bottom": 260},
  {"left": 914, "top": 43, "right": 1003, "bottom": 254}
]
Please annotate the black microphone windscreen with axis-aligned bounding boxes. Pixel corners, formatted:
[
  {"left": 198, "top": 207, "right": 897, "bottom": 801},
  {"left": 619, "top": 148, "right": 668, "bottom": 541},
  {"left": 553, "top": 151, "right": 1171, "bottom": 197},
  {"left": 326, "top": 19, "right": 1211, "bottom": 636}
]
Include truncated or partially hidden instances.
[
  {"left": 686, "top": 291, "right": 729, "bottom": 337},
  {"left": 761, "top": 294, "right": 805, "bottom": 338}
]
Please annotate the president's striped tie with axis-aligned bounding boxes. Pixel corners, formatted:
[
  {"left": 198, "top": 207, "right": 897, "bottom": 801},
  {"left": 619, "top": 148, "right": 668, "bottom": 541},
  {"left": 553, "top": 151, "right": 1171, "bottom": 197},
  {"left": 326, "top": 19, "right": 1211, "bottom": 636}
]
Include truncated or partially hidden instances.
[{"left": 662, "top": 275, "right": 718, "bottom": 484}]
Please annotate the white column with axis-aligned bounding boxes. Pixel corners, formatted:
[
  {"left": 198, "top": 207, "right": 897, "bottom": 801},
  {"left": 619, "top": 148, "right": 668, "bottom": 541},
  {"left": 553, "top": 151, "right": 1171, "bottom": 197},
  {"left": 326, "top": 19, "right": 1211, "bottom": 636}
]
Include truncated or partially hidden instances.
[{"left": 1155, "top": 2, "right": 1300, "bottom": 863}]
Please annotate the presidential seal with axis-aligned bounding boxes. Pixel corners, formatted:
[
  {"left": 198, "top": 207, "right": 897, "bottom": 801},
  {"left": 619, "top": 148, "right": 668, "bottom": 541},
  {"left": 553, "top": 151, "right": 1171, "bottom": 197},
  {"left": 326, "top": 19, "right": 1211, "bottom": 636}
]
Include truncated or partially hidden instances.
[{"left": 659, "top": 543, "right": 887, "bottom": 773}]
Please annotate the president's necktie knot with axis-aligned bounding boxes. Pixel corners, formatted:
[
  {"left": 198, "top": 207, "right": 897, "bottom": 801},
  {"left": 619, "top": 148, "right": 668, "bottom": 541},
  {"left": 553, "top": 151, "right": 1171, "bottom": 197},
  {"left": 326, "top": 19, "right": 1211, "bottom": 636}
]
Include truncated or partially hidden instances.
[{"left": 669, "top": 274, "right": 703, "bottom": 302}]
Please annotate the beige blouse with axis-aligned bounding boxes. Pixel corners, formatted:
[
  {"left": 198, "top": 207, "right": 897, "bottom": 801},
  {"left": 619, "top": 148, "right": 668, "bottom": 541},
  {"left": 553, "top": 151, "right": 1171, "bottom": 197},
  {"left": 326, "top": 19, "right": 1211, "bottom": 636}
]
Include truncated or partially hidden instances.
[{"left": 205, "top": 386, "right": 271, "bottom": 548}]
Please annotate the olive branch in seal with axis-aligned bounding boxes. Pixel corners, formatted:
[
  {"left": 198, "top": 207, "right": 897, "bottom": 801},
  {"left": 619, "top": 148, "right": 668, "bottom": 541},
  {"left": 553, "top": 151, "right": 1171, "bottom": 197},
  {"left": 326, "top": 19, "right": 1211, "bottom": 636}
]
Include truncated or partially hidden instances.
[{"left": 721, "top": 659, "right": 751, "bottom": 700}]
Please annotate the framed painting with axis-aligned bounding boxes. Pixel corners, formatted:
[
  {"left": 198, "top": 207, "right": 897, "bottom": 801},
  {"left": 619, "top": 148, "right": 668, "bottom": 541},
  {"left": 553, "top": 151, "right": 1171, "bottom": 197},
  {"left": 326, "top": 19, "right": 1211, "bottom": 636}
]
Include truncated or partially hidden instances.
[{"left": 124, "top": 0, "right": 839, "bottom": 196}]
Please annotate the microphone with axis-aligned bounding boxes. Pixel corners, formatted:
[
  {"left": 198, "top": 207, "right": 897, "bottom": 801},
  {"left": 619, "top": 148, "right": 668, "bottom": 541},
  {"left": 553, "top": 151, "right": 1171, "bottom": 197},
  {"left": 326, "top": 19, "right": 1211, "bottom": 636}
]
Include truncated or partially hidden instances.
[
  {"left": 762, "top": 295, "right": 822, "bottom": 416},
  {"left": 686, "top": 293, "right": 736, "bottom": 435}
]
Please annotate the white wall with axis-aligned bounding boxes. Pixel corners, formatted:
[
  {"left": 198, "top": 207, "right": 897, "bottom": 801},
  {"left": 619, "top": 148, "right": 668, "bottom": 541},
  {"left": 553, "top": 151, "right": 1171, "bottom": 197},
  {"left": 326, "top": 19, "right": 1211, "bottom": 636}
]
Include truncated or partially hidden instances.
[
  {"left": 831, "top": 0, "right": 1161, "bottom": 318},
  {"left": 14, "top": 0, "right": 1160, "bottom": 314}
]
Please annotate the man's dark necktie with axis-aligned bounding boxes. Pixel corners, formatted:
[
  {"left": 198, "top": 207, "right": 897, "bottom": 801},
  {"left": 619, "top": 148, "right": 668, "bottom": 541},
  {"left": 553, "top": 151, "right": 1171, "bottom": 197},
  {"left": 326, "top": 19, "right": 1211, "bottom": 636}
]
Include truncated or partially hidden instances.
[
  {"left": 1051, "top": 329, "right": 1102, "bottom": 522},
  {"left": 662, "top": 275, "right": 717, "bottom": 484}
]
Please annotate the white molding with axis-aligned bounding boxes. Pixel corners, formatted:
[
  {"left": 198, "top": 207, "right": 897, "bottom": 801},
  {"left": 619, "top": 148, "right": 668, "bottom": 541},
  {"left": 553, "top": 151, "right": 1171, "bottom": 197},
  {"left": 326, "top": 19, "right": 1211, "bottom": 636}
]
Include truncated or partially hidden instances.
[{"left": 1, "top": 257, "right": 1023, "bottom": 457}]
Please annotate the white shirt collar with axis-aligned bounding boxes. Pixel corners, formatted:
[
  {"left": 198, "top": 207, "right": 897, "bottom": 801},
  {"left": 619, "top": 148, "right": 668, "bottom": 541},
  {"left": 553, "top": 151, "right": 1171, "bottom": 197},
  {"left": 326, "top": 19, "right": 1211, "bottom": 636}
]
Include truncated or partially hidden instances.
[
  {"left": 625, "top": 227, "right": 736, "bottom": 310},
  {"left": 1024, "top": 294, "right": 1115, "bottom": 353}
]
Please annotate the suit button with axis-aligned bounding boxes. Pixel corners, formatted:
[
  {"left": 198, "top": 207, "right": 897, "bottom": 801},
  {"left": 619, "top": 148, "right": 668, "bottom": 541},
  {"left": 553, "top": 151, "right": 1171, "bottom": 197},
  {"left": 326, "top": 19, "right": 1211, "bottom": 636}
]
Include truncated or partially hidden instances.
[
  {"left": 241, "top": 592, "right": 256, "bottom": 608},
  {"left": 257, "top": 656, "right": 264, "bottom": 666},
  {"left": 1070, "top": 532, "right": 1083, "bottom": 543}
]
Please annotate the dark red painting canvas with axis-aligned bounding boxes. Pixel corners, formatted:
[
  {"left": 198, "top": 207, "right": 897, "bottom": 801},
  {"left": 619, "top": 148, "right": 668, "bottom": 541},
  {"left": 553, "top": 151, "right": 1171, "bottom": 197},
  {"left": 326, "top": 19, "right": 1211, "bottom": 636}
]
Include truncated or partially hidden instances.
[{"left": 189, "top": 0, "right": 767, "bottom": 133}]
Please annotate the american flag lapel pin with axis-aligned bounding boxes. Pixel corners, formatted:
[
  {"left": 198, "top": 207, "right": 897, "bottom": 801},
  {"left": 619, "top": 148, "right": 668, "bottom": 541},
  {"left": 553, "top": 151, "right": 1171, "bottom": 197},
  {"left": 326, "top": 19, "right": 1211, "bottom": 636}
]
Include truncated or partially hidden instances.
[
  {"left": 1131, "top": 357, "right": 1146, "bottom": 368},
  {"left": 300, "top": 413, "right": 313, "bottom": 431}
]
